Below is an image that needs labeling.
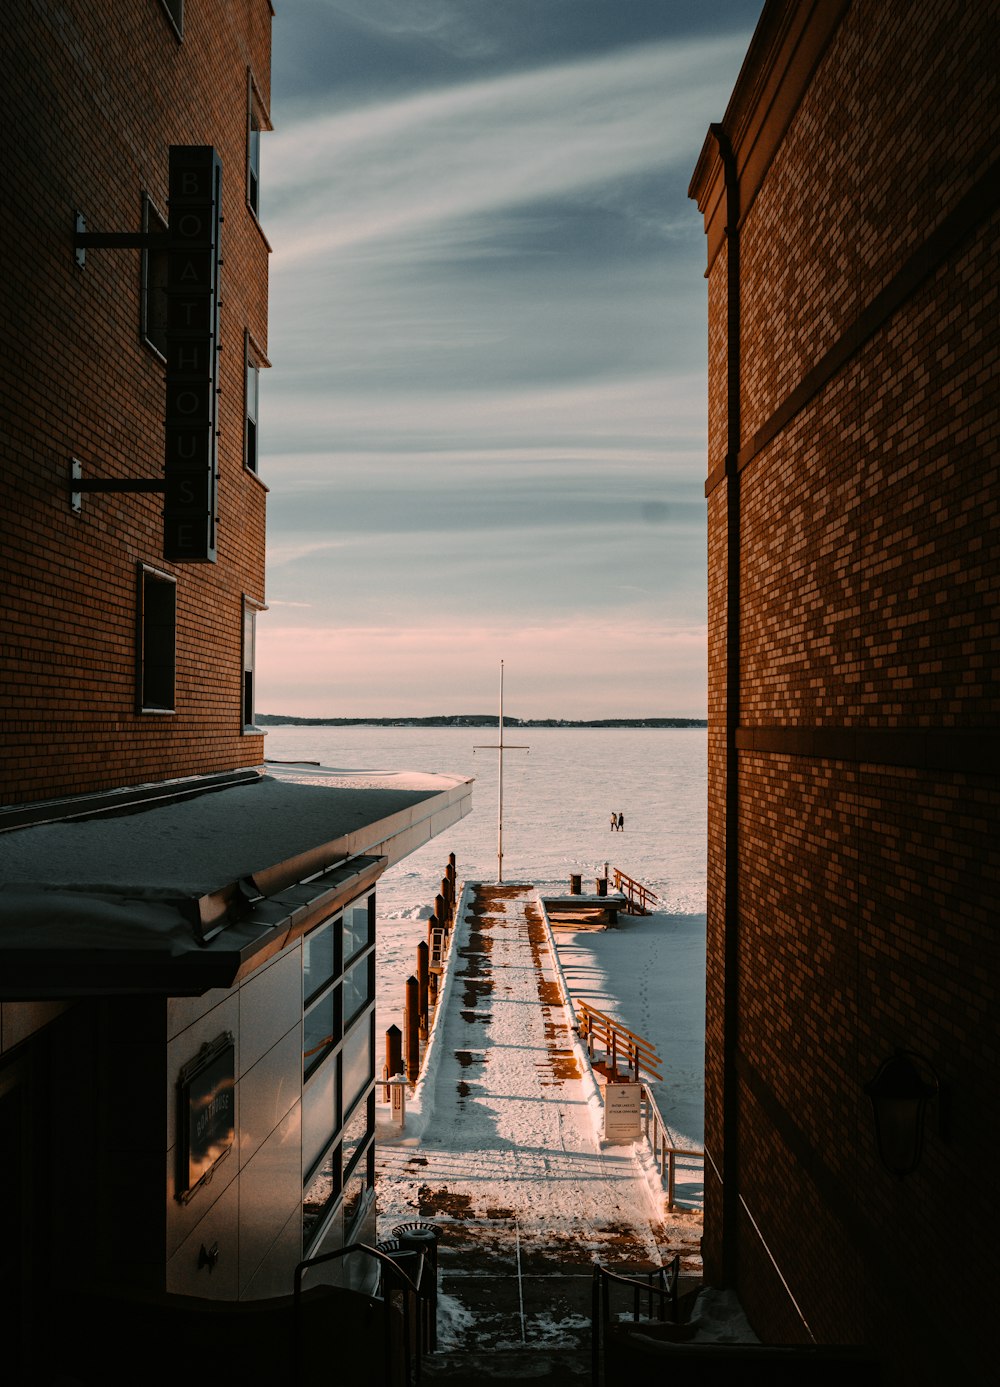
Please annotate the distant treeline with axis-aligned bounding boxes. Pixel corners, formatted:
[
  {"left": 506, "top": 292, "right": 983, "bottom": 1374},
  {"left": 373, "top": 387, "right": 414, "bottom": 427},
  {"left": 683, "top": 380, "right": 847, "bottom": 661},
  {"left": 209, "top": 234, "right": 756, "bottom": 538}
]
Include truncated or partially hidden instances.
[{"left": 257, "top": 714, "right": 706, "bottom": 729}]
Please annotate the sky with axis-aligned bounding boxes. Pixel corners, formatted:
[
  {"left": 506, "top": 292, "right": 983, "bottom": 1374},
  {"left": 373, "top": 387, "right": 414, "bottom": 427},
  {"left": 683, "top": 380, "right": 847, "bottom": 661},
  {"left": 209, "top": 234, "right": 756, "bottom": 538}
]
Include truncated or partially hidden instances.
[{"left": 257, "top": 1, "right": 765, "bottom": 720}]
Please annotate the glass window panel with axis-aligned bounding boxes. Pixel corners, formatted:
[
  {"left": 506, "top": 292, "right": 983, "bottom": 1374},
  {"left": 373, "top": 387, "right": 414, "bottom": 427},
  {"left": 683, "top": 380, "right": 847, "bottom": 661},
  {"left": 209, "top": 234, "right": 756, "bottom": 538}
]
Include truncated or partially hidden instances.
[
  {"left": 343, "top": 895, "right": 372, "bottom": 964},
  {"left": 242, "top": 602, "right": 256, "bottom": 728},
  {"left": 303, "top": 988, "right": 338, "bottom": 1076},
  {"left": 303, "top": 920, "right": 336, "bottom": 1002},
  {"left": 248, "top": 115, "right": 261, "bottom": 215},
  {"left": 342, "top": 1168, "right": 367, "bottom": 1235},
  {"left": 342, "top": 1092, "right": 373, "bottom": 1176},
  {"left": 302, "top": 1052, "right": 338, "bottom": 1175},
  {"left": 140, "top": 568, "right": 176, "bottom": 712},
  {"left": 343, "top": 956, "right": 372, "bottom": 1029},
  {"left": 302, "top": 1141, "right": 340, "bottom": 1249},
  {"left": 245, "top": 354, "right": 259, "bottom": 472},
  {"left": 141, "top": 198, "right": 168, "bottom": 357},
  {"left": 342, "top": 1016, "right": 373, "bottom": 1117}
]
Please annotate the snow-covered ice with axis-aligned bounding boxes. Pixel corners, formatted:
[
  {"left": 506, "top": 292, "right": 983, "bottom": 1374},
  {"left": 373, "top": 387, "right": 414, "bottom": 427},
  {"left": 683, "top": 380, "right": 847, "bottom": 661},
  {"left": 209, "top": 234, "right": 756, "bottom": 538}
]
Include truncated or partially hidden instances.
[{"left": 264, "top": 725, "right": 707, "bottom": 1156}]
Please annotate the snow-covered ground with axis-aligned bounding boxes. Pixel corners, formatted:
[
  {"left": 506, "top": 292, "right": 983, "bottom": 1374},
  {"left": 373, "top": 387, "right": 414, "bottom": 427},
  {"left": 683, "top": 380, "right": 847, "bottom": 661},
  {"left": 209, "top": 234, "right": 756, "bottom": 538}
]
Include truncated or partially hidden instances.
[{"left": 263, "top": 724, "right": 707, "bottom": 1155}]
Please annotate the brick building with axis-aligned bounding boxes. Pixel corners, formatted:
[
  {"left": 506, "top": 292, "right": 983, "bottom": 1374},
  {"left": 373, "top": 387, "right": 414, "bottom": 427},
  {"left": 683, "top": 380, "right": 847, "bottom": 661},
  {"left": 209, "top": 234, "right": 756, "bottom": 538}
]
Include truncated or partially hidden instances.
[
  {"left": 0, "top": 4, "right": 470, "bottom": 1379},
  {"left": 689, "top": 0, "right": 998, "bottom": 1381}
]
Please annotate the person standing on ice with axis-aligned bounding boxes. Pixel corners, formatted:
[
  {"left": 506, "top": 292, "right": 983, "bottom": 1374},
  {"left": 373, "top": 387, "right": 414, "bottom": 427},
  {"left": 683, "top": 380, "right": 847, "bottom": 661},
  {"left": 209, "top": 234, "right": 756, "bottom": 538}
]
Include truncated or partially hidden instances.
[
  {"left": 610, "top": 811, "right": 617, "bottom": 831},
  {"left": 617, "top": 812, "right": 624, "bottom": 832}
]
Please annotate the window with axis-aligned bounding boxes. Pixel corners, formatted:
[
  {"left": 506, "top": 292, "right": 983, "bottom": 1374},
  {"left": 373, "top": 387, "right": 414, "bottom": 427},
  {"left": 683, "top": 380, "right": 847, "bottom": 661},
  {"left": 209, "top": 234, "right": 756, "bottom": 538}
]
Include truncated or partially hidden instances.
[
  {"left": 138, "top": 565, "right": 176, "bottom": 712},
  {"left": 242, "top": 598, "right": 260, "bottom": 730},
  {"left": 342, "top": 1014, "right": 375, "bottom": 1117},
  {"left": 246, "top": 70, "right": 272, "bottom": 224},
  {"left": 248, "top": 110, "right": 261, "bottom": 217},
  {"left": 244, "top": 335, "right": 260, "bottom": 473},
  {"left": 344, "top": 895, "right": 374, "bottom": 963},
  {"left": 157, "top": 0, "right": 183, "bottom": 39},
  {"left": 300, "top": 893, "right": 377, "bottom": 1250},
  {"left": 141, "top": 195, "right": 168, "bottom": 358},
  {"left": 302, "top": 1141, "right": 340, "bottom": 1248},
  {"left": 343, "top": 954, "right": 374, "bottom": 1029}
]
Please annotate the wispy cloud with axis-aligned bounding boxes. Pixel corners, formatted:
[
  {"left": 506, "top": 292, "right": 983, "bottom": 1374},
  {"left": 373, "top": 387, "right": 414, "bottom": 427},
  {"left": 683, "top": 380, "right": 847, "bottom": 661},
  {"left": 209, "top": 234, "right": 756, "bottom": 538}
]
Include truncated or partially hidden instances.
[
  {"left": 257, "top": 11, "right": 759, "bottom": 717},
  {"left": 265, "top": 36, "right": 746, "bottom": 262}
]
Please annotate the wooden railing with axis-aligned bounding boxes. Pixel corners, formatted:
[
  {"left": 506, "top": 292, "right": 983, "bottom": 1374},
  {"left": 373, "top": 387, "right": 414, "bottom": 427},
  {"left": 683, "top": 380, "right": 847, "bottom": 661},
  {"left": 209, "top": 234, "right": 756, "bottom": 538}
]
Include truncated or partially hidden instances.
[
  {"left": 577, "top": 1000, "right": 662, "bottom": 1082},
  {"left": 612, "top": 867, "right": 658, "bottom": 914},
  {"left": 639, "top": 1082, "right": 704, "bottom": 1211}
]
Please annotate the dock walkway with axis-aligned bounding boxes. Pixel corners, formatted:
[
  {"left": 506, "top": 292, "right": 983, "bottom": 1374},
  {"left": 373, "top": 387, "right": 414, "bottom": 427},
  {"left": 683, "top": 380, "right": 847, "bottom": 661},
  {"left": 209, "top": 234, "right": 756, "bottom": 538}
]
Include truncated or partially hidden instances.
[{"left": 375, "top": 881, "right": 702, "bottom": 1378}]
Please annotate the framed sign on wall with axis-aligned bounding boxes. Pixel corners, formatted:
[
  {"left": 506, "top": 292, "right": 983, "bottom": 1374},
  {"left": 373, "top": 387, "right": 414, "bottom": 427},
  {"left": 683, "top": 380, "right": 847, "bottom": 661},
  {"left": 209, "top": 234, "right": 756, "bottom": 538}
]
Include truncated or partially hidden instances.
[{"left": 176, "top": 1031, "right": 235, "bottom": 1203}]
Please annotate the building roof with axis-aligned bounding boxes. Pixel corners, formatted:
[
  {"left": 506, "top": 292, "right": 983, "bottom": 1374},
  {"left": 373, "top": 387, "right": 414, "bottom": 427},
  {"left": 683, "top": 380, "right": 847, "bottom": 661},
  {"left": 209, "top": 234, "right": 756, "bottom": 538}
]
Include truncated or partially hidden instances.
[{"left": 0, "top": 763, "right": 473, "bottom": 998}]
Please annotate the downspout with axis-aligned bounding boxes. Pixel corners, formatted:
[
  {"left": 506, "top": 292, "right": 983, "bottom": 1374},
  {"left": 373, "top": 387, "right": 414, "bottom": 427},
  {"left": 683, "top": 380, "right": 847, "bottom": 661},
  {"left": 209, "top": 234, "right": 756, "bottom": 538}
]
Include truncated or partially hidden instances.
[{"left": 709, "top": 121, "right": 741, "bottom": 1288}]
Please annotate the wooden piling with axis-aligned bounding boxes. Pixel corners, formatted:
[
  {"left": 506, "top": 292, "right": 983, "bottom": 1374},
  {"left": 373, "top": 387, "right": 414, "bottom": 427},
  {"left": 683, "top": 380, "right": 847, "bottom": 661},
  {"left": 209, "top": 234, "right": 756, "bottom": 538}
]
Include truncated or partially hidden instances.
[
  {"left": 384, "top": 1024, "right": 402, "bottom": 1098},
  {"left": 417, "top": 941, "right": 429, "bottom": 1039},
  {"left": 404, "top": 975, "right": 420, "bottom": 1081}
]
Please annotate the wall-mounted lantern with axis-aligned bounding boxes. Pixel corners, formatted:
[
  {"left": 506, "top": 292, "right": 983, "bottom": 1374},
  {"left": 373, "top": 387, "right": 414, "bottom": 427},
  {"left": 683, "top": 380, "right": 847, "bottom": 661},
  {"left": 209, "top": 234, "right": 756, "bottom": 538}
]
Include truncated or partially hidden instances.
[{"left": 864, "top": 1050, "right": 943, "bottom": 1177}]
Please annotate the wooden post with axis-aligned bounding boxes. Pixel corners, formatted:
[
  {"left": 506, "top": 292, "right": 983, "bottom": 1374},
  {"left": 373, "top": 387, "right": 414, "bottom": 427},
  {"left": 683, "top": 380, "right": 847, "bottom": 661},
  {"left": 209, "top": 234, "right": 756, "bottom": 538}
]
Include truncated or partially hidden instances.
[
  {"left": 417, "top": 941, "right": 429, "bottom": 1038},
  {"left": 440, "top": 878, "right": 452, "bottom": 925},
  {"left": 405, "top": 975, "right": 420, "bottom": 1081},
  {"left": 427, "top": 913, "right": 439, "bottom": 947},
  {"left": 428, "top": 969, "right": 438, "bottom": 1010},
  {"left": 384, "top": 1024, "right": 403, "bottom": 1098},
  {"left": 435, "top": 892, "right": 447, "bottom": 929}
]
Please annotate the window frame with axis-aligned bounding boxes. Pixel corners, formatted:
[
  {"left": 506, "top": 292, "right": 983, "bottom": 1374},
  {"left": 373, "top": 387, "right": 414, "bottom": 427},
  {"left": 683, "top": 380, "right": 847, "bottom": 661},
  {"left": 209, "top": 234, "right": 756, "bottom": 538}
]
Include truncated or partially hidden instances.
[
  {"left": 246, "top": 69, "right": 272, "bottom": 223},
  {"left": 300, "top": 892, "right": 378, "bottom": 1252},
  {"left": 244, "top": 332, "right": 261, "bottom": 475},
  {"left": 137, "top": 564, "right": 177, "bottom": 715},
  {"left": 140, "top": 193, "right": 168, "bottom": 360},
  {"left": 242, "top": 596, "right": 265, "bottom": 732}
]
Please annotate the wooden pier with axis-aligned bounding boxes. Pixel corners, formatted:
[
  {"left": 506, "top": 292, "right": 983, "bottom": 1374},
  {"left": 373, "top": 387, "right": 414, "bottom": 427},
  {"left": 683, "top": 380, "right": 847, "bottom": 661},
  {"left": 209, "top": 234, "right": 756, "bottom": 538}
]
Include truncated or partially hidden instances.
[{"left": 541, "top": 891, "right": 629, "bottom": 930}]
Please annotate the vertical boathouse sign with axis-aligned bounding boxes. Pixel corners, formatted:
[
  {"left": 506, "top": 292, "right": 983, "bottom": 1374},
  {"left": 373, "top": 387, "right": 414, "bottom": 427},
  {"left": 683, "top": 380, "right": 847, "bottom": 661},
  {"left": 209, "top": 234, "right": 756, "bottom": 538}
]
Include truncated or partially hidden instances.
[
  {"left": 163, "top": 145, "right": 222, "bottom": 563},
  {"left": 70, "top": 146, "right": 222, "bottom": 563}
]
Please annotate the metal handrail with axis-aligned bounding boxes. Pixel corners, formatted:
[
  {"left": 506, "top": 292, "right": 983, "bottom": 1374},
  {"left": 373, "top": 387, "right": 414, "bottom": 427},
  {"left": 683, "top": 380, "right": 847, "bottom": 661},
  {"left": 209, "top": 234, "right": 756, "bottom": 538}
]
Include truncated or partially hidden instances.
[
  {"left": 293, "top": 1242, "right": 431, "bottom": 1385},
  {"left": 639, "top": 1082, "right": 704, "bottom": 1210},
  {"left": 592, "top": 1256, "right": 680, "bottom": 1385}
]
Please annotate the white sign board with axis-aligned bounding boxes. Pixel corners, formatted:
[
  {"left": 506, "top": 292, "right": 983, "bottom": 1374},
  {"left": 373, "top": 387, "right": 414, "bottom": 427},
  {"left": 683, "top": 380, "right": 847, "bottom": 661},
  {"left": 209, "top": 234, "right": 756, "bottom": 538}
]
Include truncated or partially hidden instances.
[{"left": 604, "top": 1082, "right": 642, "bottom": 1143}]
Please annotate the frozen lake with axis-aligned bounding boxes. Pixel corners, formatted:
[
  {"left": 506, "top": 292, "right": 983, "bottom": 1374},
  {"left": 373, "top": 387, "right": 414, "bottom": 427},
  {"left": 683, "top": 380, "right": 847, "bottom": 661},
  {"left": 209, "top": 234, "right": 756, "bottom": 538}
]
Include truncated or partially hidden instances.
[{"left": 262, "top": 724, "right": 706, "bottom": 1148}]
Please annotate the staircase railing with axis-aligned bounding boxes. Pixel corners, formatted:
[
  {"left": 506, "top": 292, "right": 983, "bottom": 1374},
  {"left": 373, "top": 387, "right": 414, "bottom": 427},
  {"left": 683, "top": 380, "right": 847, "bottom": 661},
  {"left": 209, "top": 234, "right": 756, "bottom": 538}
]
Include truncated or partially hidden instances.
[
  {"left": 577, "top": 1000, "right": 662, "bottom": 1082},
  {"left": 592, "top": 1256, "right": 680, "bottom": 1384},
  {"left": 294, "top": 1242, "right": 434, "bottom": 1385},
  {"left": 611, "top": 868, "right": 658, "bottom": 914},
  {"left": 639, "top": 1082, "right": 704, "bottom": 1211}
]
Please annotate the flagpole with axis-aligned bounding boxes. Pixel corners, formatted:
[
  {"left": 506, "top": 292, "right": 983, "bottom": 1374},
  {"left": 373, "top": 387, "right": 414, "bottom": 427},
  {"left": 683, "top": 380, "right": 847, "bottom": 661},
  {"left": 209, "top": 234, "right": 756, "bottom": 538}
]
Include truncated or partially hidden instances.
[
  {"left": 473, "top": 660, "right": 529, "bottom": 884},
  {"left": 498, "top": 660, "right": 505, "bottom": 882}
]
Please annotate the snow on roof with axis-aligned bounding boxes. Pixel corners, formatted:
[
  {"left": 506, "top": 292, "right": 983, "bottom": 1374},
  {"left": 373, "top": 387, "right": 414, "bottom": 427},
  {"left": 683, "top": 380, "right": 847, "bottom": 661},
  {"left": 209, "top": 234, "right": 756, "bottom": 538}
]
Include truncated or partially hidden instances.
[
  {"left": 0, "top": 763, "right": 472, "bottom": 987},
  {"left": 0, "top": 764, "right": 470, "bottom": 898}
]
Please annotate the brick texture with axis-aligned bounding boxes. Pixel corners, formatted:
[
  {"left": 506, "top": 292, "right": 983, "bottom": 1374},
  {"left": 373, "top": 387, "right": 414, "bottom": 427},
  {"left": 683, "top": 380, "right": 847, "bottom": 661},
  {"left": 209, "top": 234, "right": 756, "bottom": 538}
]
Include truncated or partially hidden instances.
[
  {"left": 692, "top": 1, "right": 999, "bottom": 1381},
  {"left": 1, "top": 0, "right": 273, "bottom": 804}
]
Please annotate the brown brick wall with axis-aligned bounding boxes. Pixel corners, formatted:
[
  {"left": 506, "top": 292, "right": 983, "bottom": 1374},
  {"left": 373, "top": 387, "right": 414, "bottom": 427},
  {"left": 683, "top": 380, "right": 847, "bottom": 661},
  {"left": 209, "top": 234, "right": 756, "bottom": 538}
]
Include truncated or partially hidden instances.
[
  {"left": 740, "top": 0, "right": 996, "bottom": 444},
  {"left": 740, "top": 219, "right": 1000, "bottom": 728},
  {"left": 1, "top": 0, "right": 273, "bottom": 804},
  {"left": 694, "top": 0, "right": 999, "bottom": 1378}
]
